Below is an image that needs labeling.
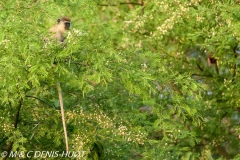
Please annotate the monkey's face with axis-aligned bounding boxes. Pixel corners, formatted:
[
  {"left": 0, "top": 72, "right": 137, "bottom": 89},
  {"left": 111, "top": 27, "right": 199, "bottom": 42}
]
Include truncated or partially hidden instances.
[
  {"left": 57, "top": 17, "right": 71, "bottom": 32},
  {"left": 64, "top": 22, "right": 71, "bottom": 30}
]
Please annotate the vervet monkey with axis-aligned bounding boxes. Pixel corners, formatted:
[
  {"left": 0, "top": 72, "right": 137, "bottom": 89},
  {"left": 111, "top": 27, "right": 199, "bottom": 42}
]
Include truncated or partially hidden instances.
[
  {"left": 49, "top": 17, "right": 71, "bottom": 42},
  {"left": 49, "top": 17, "right": 71, "bottom": 152}
]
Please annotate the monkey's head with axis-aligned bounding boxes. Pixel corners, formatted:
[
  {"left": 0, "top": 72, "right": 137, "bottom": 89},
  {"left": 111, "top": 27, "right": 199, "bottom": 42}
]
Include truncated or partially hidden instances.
[
  {"left": 57, "top": 17, "right": 71, "bottom": 32},
  {"left": 49, "top": 17, "right": 71, "bottom": 42}
]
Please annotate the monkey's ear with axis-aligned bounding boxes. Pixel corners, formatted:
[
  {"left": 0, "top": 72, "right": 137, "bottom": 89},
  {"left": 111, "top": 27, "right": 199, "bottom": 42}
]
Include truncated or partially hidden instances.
[{"left": 57, "top": 18, "right": 61, "bottom": 23}]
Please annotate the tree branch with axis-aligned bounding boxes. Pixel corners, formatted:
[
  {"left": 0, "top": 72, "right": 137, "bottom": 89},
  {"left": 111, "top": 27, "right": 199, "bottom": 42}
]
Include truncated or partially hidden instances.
[
  {"left": 126, "top": 0, "right": 135, "bottom": 9},
  {"left": 56, "top": 82, "right": 69, "bottom": 151},
  {"left": 216, "top": 145, "right": 230, "bottom": 160},
  {"left": 4, "top": 98, "right": 23, "bottom": 160}
]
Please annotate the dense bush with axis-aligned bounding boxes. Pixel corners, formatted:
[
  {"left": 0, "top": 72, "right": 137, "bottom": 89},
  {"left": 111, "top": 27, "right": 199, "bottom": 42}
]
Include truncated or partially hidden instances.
[{"left": 0, "top": 0, "right": 239, "bottom": 159}]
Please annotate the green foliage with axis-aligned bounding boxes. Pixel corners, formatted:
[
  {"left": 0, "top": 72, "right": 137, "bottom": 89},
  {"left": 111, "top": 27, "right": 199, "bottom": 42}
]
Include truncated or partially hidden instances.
[{"left": 0, "top": 0, "right": 239, "bottom": 159}]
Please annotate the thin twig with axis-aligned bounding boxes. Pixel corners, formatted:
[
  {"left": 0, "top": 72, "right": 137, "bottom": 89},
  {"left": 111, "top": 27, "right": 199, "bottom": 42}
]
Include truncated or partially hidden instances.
[
  {"left": 25, "top": 95, "right": 54, "bottom": 108},
  {"left": 232, "top": 45, "right": 238, "bottom": 82},
  {"left": 97, "top": 2, "right": 143, "bottom": 6}
]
